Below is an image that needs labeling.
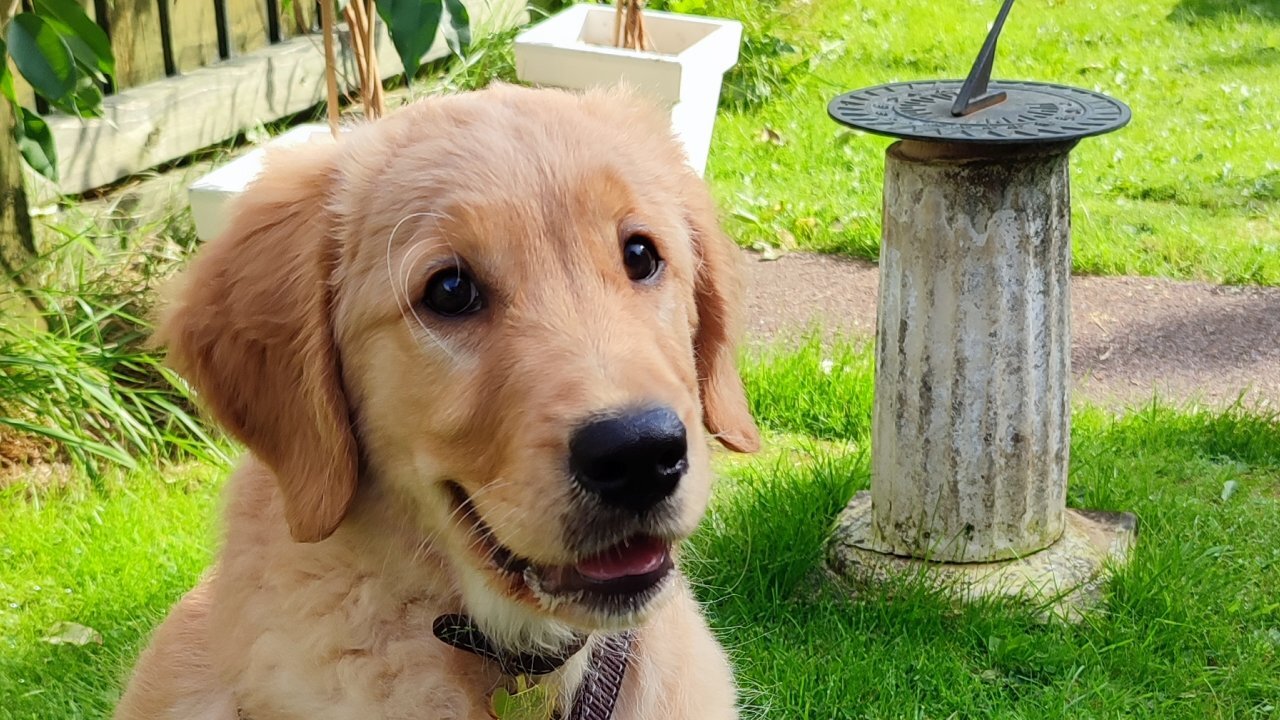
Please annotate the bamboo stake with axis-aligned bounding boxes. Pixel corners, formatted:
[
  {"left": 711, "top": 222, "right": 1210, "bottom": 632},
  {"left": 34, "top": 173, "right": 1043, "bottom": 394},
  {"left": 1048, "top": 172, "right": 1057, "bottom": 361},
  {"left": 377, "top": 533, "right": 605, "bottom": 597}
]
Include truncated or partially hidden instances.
[
  {"left": 364, "top": 0, "right": 383, "bottom": 117},
  {"left": 614, "top": 0, "right": 624, "bottom": 48},
  {"left": 319, "top": 0, "right": 340, "bottom": 137},
  {"left": 614, "top": 0, "right": 652, "bottom": 52},
  {"left": 343, "top": 6, "right": 366, "bottom": 110},
  {"left": 344, "top": 2, "right": 371, "bottom": 113},
  {"left": 344, "top": 0, "right": 385, "bottom": 120},
  {"left": 637, "top": 4, "right": 650, "bottom": 52}
]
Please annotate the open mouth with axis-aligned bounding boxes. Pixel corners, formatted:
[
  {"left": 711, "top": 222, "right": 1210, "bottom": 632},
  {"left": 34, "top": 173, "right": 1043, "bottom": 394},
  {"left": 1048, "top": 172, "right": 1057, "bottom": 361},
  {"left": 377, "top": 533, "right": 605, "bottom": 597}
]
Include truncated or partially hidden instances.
[{"left": 445, "top": 483, "right": 675, "bottom": 611}]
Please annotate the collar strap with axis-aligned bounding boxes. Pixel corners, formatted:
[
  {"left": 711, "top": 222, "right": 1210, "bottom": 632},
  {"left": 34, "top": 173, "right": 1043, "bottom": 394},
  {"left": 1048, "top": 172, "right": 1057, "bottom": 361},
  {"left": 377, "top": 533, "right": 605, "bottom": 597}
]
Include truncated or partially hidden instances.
[
  {"left": 432, "top": 613, "right": 636, "bottom": 720},
  {"left": 432, "top": 614, "right": 587, "bottom": 677},
  {"left": 566, "top": 630, "right": 634, "bottom": 720}
]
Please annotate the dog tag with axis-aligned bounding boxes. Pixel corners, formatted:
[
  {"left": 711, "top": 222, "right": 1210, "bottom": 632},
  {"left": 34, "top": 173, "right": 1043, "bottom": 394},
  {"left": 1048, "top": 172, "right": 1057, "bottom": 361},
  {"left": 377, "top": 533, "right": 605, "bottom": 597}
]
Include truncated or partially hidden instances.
[{"left": 489, "top": 676, "right": 558, "bottom": 720}]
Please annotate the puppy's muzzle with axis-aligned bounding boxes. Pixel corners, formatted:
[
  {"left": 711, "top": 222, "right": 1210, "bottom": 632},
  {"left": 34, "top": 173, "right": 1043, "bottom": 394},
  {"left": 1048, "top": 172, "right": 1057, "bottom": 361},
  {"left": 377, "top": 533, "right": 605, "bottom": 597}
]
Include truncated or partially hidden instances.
[{"left": 569, "top": 406, "right": 688, "bottom": 514}]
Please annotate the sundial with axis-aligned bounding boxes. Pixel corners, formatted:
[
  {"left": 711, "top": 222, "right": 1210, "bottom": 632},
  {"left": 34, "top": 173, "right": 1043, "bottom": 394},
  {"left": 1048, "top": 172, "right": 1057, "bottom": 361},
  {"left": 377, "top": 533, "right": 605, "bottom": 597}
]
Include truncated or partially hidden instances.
[
  {"left": 828, "top": 0, "right": 1130, "bottom": 145},
  {"left": 821, "top": 0, "right": 1138, "bottom": 617}
]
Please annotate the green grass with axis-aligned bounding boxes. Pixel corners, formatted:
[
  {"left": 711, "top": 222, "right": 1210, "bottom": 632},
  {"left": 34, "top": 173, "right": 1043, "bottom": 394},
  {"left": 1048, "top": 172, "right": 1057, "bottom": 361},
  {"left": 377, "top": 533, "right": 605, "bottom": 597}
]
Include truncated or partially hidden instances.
[
  {"left": 0, "top": 464, "right": 223, "bottom": 720},
  {"left": 692, "top": 340, "right": 1280, "bottom": 718},
  {"left": 687, "top": 0, "right": 1280, "bottom": 285},
  {"left": 3, "top": 338, "right": 1278, "bottom": 718}
]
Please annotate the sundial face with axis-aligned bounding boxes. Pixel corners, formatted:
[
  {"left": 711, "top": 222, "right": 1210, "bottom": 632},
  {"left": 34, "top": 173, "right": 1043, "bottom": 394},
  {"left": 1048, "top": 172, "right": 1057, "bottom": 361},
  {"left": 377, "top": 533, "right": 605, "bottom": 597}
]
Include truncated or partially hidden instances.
[{"left": 829, "top": 80, "right": 1131, "bottom": 144}]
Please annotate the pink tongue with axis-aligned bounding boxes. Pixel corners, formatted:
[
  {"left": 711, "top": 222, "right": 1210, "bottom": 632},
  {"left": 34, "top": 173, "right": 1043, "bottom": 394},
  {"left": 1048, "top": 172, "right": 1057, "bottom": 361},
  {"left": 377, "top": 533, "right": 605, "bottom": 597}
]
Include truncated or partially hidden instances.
[{"left": 575, "top": 536, "right": 668, "bottom": 581}]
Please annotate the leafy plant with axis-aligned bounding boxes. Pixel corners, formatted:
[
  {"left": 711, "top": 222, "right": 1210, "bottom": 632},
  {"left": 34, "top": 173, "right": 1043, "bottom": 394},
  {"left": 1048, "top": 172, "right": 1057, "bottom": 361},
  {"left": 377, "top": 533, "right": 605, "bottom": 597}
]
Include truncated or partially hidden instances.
[
  {"left": 423, "top": 23, "right": 522, "bottom": 93},
  {"left": 380, "top": 0, "right": 471, "bottom": 81},
  {"left": 721, "top": 29, "right": 803, "bottom": 109},
  {"left": 1, "top": 0, "right": 115, "bottom": 180}
]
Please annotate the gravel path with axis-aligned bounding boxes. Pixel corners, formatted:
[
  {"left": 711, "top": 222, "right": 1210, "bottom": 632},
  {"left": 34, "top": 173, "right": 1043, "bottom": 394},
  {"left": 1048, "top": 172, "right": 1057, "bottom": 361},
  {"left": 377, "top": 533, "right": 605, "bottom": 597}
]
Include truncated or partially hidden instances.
[{"left": 743, "top": 251, "right": 1280, "bottom": 412}]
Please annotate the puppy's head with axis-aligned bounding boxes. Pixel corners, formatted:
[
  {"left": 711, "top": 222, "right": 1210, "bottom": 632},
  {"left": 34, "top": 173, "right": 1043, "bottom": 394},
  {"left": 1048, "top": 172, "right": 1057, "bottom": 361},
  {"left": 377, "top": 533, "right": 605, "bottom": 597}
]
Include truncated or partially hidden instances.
[{"left": 160, "top": 85, "right": 759, "bottom": 638}]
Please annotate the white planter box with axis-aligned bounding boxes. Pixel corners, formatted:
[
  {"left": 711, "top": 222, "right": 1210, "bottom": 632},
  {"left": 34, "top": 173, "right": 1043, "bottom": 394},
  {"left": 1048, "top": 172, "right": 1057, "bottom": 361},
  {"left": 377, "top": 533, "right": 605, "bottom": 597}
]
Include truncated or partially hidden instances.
[
  {"left": 513, "top": 3, "right": 741, "bottom": 175},
  {"left": 188, "top": 124, "right": 338, "bottom": 241}
]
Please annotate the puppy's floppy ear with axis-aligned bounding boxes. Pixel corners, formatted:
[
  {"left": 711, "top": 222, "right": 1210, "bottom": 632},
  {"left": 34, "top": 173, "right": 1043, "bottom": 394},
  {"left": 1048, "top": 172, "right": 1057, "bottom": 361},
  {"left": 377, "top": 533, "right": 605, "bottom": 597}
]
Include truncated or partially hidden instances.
[
  {"left": 158, "top": 142, "right": 358, "bottom": 542},
  {"left": 683, "top": 175, "right": 762, "bottom": 453}
]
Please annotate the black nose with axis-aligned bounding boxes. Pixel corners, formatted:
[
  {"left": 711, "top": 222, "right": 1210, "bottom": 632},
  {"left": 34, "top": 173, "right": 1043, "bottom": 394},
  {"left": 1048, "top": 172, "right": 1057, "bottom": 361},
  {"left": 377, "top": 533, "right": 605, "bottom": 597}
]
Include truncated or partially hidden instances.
[{"left": 569, "top": 407, "right": 689, "bottom": 513}]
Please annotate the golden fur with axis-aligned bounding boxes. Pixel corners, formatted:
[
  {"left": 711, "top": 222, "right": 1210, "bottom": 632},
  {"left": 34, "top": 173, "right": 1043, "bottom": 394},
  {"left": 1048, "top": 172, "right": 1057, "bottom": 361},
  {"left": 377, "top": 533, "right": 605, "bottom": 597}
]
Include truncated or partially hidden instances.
[{"left": 115, "top": 84, "right": 760, "bottom": 720}]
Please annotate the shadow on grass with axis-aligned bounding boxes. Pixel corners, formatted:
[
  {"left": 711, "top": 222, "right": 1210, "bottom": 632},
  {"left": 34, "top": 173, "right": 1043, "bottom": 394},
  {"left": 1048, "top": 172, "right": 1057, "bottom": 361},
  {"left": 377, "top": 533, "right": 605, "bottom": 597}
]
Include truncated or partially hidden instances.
[
  {"left": 1168, "top": 0, "right": 1279, "bottom": 23},
  {"left": 1204, "top": 45, "right": 1280, "bottom": 68}
]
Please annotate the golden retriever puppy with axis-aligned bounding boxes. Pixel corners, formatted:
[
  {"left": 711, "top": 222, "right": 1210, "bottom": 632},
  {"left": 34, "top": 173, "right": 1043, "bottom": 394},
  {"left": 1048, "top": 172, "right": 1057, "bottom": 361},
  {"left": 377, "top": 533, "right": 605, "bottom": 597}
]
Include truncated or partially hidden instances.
[{"left": 115, "top": 83, "right": 760, "bottom": 720}]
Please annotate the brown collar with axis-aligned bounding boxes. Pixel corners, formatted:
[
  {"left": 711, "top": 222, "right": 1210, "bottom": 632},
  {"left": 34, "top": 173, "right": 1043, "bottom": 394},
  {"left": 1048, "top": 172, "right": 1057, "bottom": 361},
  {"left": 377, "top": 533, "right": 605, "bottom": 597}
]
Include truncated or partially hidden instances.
[{"left": 432, "top": 614, "right": 635, "bottom": 720}]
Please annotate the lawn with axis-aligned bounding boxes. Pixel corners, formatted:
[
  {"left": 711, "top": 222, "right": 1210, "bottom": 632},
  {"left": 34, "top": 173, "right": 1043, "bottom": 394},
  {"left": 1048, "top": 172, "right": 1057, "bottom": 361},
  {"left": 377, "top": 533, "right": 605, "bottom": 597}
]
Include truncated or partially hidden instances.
[
  {"left": 3, "top": 339, "right": 1278, "bottom": 719},
  {"left": 691, "top": 0, "right": 1280, "bottom": 285},
  {"left": 0, "top": 465, "right": 224, "bottom": 719}
]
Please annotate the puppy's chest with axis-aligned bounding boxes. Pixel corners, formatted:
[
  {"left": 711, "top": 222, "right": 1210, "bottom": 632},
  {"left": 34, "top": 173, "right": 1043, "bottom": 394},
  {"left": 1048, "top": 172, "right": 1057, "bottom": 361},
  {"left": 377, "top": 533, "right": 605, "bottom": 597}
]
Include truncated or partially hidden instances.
[
  {"left": 215, "top": 561, "right": 677, "bottom": 719},
  {"left": 220, "top": 577, "right": 491, "bottom": 718},
  {"left": 231, "top": 609, "right": 661, "bottom": 720},
  {"left": 234, "top": 626, "right": 496, "bottom": 719}
]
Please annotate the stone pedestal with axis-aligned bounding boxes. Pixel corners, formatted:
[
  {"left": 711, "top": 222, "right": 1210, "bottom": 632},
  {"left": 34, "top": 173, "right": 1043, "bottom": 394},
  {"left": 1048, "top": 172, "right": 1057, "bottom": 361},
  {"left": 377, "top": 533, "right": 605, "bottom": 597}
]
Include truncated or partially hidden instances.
[
  {"left": 830, "top": 493, "right": 1136, "bottom": 621},
  {"left": 870, "top": 140, "right": 1073, "bottom": 563},
  {"left": 828, "top": 140, "right": 1136, "bottom": 617}
]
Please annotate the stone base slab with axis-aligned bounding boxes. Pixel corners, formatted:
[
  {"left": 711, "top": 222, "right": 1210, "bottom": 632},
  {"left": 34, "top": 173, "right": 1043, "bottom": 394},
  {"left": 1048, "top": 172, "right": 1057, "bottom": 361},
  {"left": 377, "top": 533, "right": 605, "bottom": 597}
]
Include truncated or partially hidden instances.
[{"left": 827, "top": 491, "right": 1137, "bottom": 621}]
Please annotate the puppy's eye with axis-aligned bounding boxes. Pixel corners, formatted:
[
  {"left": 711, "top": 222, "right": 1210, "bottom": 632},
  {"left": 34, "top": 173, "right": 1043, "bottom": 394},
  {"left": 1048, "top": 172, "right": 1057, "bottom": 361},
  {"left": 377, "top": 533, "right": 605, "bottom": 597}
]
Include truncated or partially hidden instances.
[
  {"left": 622, "top": 236, "right": 663, "bottom": 283},
  {"left": 423, "top": 268, "right": 483, "bottom": 317}
]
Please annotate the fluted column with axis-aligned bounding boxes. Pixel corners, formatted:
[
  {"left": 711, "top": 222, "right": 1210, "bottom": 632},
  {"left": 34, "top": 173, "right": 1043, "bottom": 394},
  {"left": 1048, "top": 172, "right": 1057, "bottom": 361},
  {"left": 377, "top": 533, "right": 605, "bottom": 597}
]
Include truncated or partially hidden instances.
[{"left": 864, "top": 140, "right": 1073, "bottom": 563}]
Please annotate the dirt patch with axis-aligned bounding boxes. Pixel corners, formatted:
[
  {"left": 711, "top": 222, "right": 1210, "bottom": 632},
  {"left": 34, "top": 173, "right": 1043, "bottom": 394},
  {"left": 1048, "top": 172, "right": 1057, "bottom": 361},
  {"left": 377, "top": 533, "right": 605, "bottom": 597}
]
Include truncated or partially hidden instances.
[
  {"left": 743, "top": 251, "right": 1280, "bottom": 412},
  {"left": 0, "top": 428, "right": 49, "bottom": 468},
  {"left": 0, "top": 428, "right": 68, "bottom": 491}
]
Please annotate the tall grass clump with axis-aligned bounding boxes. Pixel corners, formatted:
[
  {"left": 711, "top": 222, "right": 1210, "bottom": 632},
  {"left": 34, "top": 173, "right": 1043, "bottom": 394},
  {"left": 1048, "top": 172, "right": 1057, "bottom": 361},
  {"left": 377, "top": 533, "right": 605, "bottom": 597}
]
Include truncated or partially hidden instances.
[{"left": 0, "top": 224, "right": 226, "bottom": 476}]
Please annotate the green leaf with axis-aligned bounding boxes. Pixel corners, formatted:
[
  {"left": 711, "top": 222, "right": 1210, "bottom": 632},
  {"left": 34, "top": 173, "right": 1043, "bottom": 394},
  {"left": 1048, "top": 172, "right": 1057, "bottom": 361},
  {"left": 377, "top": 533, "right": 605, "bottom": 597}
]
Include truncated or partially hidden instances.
[
  {"left": 0, "top": 39, "right": 16, "bottom": 103},
  {"left": 376, "top": 0, "right": 442, "bottom": 81},
  {"left": 444, "top": 0, "right": 471, "bottom": 55},
  {"left": 6, "top": 12, "right": 78, "bottom": 104},
  {"left": 42, "top": 15, "right": 109, "bottom": 83},
  {"left": 68, "top": 72, "right": 103, "bottom": 116},
  {"left": 489, "top": 678, "right": 557, "bottom": 720},
  {"left": 42, "top": 621, "right": 103, "bottom": 646},
  {"left": 14, "top": 105, "right": 59, "bottom": 181},
  {"left": 32, "top": 0, "right": 114, "bottom": 77}
]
